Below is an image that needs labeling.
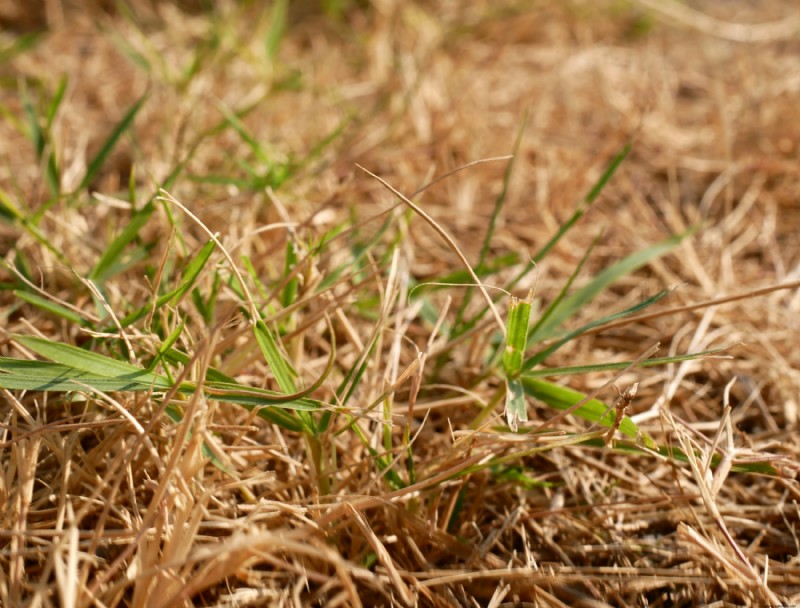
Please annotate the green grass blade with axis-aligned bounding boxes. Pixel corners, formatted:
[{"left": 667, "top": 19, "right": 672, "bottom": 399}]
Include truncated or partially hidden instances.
[
  {"left": 45, "top": 76, "right": 68, "bottom": 129},
  {"left": 253, "top": 319, "right": 298, "bottom": 394},
  {"left": 501, "top": 144, "right": 632, "bottom": 299},
  {"left": 0, "top": 358, "right": 172, "bottom": 392},
  {"left": 265, "top": 0, "right": 288, "bottom": 61},
  {"left": 521, "top": 288, "right": 670, "bottom": 373},
  {"left": 0, "top": 355, "right": 319, "bottom": 434},
  {"left": 522, "top": 348, "right": 729, "bottom": 377},
  {"left": 527, "top": 230, "right": 601, "bottom": 345},
  {"left": 21, "top": 84, "right": 44, "bottom": 158},
  {"left": 196, "top": 382, "right": 320, "bottom": 409},
  {"left": 504, "top": 377, "right": 527, "bottom": 431},
  {"left": 44, "top": 150, "right": 61, "bottom": 197},
  {"left": 14, "top": 335, "right": 158, "bottom": 379},
  {"left": 169, "top": 239, "right": 216, "bottom": 303},
  {"left": 113, "top": 238, "right": 215, "bottom": 329},
  {"left": 528, "top": 228, "right": 694, "bottom": 344},
  {"left": 90, "top": 207, "right": 154, "bottom": 281},
  {"left": 162, "top": 348, "right": 235, "bottom": 384},
  {"left": 281, "top": 240, "right": 300, "bottom": 308},
  {"left": 417, "top": 253, "right": 520, "bottom": 291},
  {"left": 148, "top": 319, "right": 185, "bottom": 373},
  {"left": 78, "top": 94, "right": 147, "bottom": 192},
  {"left": 214, "top": 100, "right": 269, "bottom": 165},
  {"left": 0, "top": 193, "right": 68, "bottom": 263},
  {"left": 0, "top": 31, "right": 44, "bottom": 64},
  {"left": 13, "top": 290, "right": 88, "bottom": 326},
  {"left": 0, "top": 188, "right": 24, "bottom": 221},
  {"left": 503, "top": 290, "right": 533, "bottom": 378},
  {"left": 585, "top": 145, "right": 632, "bottom": 204},
  {"left": 108, "top": 31, "right": 151, "bottom": 72},
  {"left": 453, "top": 115, "right": 526, "bottom": 331},
  {"left": 520, "top": 376, "right": 652, "bottom": 445},
  {"left": 454, "top": 194, "right": 605, "bottom": 339}
]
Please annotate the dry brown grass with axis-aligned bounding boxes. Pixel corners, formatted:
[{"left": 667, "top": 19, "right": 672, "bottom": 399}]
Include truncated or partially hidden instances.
[{"left": 2, "top": 1, "right": 800, "bottom": 606}]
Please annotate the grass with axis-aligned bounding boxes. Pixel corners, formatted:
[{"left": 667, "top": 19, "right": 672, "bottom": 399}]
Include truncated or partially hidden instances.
[{"left": 1, "top": 1, "right": 800, "bottom": 606}]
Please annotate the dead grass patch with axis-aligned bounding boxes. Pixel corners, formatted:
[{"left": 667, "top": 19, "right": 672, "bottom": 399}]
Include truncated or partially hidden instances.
[{"left": 1, "top": 1, "right": 800, "bottom": 606}]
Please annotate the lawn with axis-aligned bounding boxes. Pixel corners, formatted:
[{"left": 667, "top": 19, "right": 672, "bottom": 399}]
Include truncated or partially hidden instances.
[{"left": 1, "top": 1, "right": 799, "bottom": 606}]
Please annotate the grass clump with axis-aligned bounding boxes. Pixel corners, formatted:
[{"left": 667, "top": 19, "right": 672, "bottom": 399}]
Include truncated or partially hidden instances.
[{"left": 2, "top": 1, "right": 800, "bottom": 606}]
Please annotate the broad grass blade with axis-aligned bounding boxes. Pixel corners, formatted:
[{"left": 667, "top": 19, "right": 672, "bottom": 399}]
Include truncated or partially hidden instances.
[{"left": 520, "top": 376, "right": 655, "bottom": 447}]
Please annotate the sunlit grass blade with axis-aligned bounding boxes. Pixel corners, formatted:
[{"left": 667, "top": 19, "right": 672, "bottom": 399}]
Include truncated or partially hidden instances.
[
  {"left": 215, "top": 100, "right": 270, "bottom": 166},
  {"left": 78, "top": 93, "right": 147, "bottom": 192},
  {"left": 0, "top": 31, "right": 44, "bottom": 64},
  {"left": 90, "top": 200, "right": 155, "bottom": 283},
  {"left": 520, "top": 376, "right": 655, "bottom": 447},
  {"left": 503, "top": 290, "right": 533, "bottom": 379},
  {"left": 13, "top": 290, "right": 88, "bottom": 326},
  {"left": 504, "top": 378, "right": 527, "bottom": 431},
  {"left": 528, "top": 228, "right": 695, "bottom": 344},
  {"left": 253, "top": 319, "right": 298, "bottom": 394},
  {"left": 503, "top": 290, "right": 534, "bottom": 431},
  {"left": 265, "top": 0, "right": 288, "bottom": 60},
  {"left": 526, "top": 230, "right": 601, "bottom": 344},
  {"left": 0, "top": 358, "right": 172, "bottom": 392},
  {"left": 0, "top": 356, "right": 322, "bottom": 430},
  {"left": 14, "top": 334, "right": 158, "bottom": 379},
  {"left": 521, "top": 288, "right": 671, "bottom": 373},
  {"left": 114, "top": 238, "right": 216, "bottom": 329},
  {"left": 522, "top": 347, "right": 729, "bottom": 377},
  {"left": 0, "top": 190, "right": 68, "bottom": 263},
  {"left": 4, "top": 334, "right": 323, "bottom": 417},
  {"left": 453, "top": 115, "right": 526, "bottom": 332},
  {"left": 463, "top": 145, "right": 632, "bottom": 335}
]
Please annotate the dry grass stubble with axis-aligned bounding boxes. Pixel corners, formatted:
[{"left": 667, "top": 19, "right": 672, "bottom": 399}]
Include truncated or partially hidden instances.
[{"left": 1, "top": 1, "right": 800, "bottom": 606}]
